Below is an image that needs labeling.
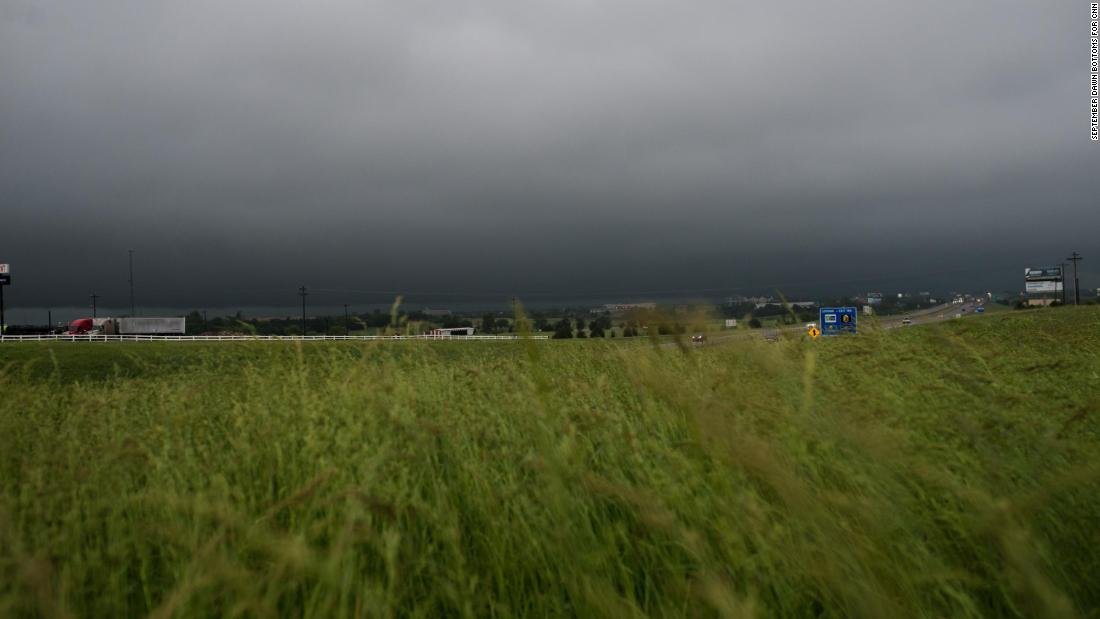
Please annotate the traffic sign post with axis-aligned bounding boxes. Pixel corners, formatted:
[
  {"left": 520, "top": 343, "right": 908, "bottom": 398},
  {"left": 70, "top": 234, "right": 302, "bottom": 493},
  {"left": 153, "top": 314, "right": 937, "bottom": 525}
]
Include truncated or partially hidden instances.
[
  {"left": 819, "top": 307, "right": 857, "bottom": 335},
  {"left": 807, "top": 326, "right": 821, "bottom": 339}
]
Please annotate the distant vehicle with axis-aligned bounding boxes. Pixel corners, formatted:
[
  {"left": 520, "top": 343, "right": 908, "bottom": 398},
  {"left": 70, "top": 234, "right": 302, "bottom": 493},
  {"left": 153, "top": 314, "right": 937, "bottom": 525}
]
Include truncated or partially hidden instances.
[
  {"left": 805, "top": 322, "right": 817, "bottom": 329},
  {"left": 428, "top": 327, "right": 476, "bottom": 336},
  {"left": 691, "top": 334, "right": 706, "bottom": 343},
  {"left": 975, "top": 306, "right": 985, "bottom": 313},
  {"left": 64, "top": 317, "right": 185, "bottom": 335},
  {"left": 111, "top": 317, "right": 185, "bottom": 334},
  {"left": 901, "top": 318, "right": 912, "bottom": 326},
  {"left": 63, "top": 317, "right": 99, "bottom": 335}
]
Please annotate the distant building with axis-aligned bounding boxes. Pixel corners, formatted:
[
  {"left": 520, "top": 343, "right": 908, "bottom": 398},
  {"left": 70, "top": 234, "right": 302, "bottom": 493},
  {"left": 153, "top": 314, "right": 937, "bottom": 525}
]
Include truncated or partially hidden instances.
[
  {"left": 726, "top": 296, "right": 772, "bottom": 305},
  {"left": 754, "top": 301, "right": 815, "bottom": 309},
  {"left": 591, "top": 303, "right": 656, "bottom": 315}
]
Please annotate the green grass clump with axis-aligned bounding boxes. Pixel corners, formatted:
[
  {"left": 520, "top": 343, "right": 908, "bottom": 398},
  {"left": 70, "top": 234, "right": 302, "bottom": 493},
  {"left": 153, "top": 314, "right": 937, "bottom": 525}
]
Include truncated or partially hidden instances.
[{"left": 1, "top": 308, "right": 1098, "bottom": 617}]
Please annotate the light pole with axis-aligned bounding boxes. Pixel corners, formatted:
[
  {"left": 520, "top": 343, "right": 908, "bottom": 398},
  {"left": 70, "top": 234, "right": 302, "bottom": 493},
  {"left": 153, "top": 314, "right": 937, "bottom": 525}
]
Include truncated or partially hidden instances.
[
  {"left": 298, "top": 286, "right": 308, "bottom": 335},
  {"left": 1067, "top": 252, "right": 1083, "bottom": 305},
  {"left": 90, "top": 292, "right": 99, "bottom": 318},
  {"left": 344, "top": 303, "right": 350, "bottom": 336}
]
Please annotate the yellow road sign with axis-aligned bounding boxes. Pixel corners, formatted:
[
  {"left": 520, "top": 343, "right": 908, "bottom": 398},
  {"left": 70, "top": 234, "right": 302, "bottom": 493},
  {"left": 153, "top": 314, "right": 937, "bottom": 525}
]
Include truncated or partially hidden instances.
[{"left": 808, "top": 326, "right": 821, "bottom": 339}]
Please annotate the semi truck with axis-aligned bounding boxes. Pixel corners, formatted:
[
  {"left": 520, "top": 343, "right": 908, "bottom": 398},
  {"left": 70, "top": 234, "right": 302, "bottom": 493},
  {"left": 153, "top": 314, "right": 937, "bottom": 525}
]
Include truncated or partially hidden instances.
[{"left": 64, "top": 317, "right": 186, "bottom": 335}]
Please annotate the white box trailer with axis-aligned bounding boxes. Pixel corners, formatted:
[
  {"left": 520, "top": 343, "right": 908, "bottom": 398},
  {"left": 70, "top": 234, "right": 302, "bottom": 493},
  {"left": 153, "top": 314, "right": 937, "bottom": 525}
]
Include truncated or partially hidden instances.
[
  {"left": 104, "top": 317, "right": 186, "bottom": 335},
  {"left": 428, "top": 327, "right": 476, "bottom": 336}
]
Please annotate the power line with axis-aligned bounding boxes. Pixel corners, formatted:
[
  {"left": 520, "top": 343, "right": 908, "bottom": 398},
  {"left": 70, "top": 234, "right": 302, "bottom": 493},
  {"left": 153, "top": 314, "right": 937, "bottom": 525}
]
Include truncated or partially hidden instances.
[
  {"left": 98, "top": 258, "right": 1028, "bottom": 302},
  {"left": 309, "top": 262, "right": 1022, "bottom": 300}
]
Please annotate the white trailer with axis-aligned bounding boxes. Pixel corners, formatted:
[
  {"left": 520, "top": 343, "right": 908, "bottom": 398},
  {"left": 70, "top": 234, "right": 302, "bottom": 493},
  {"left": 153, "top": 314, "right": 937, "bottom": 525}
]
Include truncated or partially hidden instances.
[
  {"left": 104, "top": 317, "right": 186, "bottom": 335},
  {"left": 428, "top": 327, "right": 476, "bottom": 336}
]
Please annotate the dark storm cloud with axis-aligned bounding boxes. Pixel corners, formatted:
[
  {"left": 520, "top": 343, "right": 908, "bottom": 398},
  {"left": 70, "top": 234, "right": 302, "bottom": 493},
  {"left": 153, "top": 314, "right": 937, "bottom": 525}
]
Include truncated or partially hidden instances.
[{"left": 1, "top": 1, "right": 1095, "bottom": 307}]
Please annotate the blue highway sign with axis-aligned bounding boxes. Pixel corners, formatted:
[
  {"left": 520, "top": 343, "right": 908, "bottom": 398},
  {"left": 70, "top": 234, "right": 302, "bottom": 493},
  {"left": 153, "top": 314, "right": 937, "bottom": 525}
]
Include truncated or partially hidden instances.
[{"left": 819, "top": 307, "right": 857, "bottom": 335}]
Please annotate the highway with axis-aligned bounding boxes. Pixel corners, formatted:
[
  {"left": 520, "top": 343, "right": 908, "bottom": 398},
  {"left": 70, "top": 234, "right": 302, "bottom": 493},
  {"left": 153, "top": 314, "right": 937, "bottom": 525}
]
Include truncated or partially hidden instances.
[{"left": 679, "top": 301, "right": 981, "bottom": 349}]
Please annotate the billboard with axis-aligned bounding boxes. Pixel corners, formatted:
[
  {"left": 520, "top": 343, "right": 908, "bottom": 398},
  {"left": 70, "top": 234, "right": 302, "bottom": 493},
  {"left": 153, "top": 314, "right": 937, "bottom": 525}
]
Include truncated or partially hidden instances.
[
  {"left": 1024, "top": 266, "right": 1062, "bottom": 281},
  {"left": 1025, "top": 281, "right": 1063, "bottom": 293},
  {"left": 1024, "top": 266, "right": 1063, "bottom": 298}
]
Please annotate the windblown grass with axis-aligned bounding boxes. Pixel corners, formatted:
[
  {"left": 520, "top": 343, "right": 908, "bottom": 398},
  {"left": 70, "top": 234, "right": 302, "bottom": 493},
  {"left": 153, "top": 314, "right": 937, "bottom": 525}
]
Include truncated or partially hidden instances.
[{"left": 1, "top": 308, "right": 1098, "bottom": 617}]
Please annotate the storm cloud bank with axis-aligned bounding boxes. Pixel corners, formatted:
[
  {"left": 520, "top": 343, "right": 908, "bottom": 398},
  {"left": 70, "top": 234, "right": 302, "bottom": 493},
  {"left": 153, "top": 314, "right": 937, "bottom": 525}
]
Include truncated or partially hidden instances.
[{"left": 1, "top": 1, "right": 1094, "bottom": 307}]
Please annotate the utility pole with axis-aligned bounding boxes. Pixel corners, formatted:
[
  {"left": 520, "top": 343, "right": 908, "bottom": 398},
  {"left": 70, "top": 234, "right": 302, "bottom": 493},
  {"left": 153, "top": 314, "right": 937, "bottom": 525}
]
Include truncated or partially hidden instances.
[
  {"left": 344, "top": 303, "right": 350, "bottom": 336},
  {"left": 1061, "top": 262, "right": 1067, "bottom": 304},
  {"left": 128, "top": 249, "right": 135, "bottom": 316},
  {"left": 1067, "top": 252, "right": 1083, "bottom": 305},
  {"left": 90, "top": 292, "right": 99, "bottom": 318},
  {"left": 48, "top": 310, "right": 52, "bottom": 331},
  {"left": 299, "top": 285, "right": 308, "bottom": 335}
]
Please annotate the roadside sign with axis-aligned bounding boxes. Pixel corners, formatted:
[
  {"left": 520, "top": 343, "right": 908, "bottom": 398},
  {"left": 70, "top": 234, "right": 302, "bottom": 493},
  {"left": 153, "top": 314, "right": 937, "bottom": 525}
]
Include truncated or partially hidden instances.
[
  {"left": 0, "top": 264, "right": 8, "bottom": 274},
  {"left": 807, "top": 326, "right": 821, "bottom": 339},
  {"left": 819, "top": 307, "right": 857, "bottom": 335},
  {"left": 0, "top": 274, "right": 9, "bottom": 285}
]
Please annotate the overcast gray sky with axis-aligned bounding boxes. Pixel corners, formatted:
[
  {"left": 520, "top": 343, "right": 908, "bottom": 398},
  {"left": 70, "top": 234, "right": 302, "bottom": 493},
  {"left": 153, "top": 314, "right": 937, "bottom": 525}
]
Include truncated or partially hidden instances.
[{"left": 1, "top": 1, "right": 1095, "bottom": 308}]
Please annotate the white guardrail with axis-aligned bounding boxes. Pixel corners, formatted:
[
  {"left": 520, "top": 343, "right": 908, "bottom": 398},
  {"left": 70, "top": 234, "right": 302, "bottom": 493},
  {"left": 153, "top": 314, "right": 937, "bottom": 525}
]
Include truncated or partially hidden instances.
[{"left": 0, "top": 334, "right": 549, "bottom": 343}]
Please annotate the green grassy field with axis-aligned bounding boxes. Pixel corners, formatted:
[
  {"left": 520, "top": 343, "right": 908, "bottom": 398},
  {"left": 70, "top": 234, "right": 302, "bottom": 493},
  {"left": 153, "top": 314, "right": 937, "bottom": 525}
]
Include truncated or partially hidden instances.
[{"left": 1, "top": 308, "right": 1098, "bottom": 617}]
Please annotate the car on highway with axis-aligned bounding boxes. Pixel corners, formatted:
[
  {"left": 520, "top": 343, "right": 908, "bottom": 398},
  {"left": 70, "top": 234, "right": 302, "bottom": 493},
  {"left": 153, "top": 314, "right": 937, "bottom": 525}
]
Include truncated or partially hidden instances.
[
  {"left": 805, "top": 322, "right": 817, "bottom": 330},
  {"left": 691, "top": 334, "right": 706, "bottom": 344},
  {"left": 901, "top": 318, "right": 912, "bottom": 326}
]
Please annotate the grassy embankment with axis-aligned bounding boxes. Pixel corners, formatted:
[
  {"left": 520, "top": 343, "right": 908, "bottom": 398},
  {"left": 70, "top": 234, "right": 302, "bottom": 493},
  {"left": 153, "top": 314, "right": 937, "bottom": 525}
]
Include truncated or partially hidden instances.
[{"left": 1, "top": 307, "right": 1098, "bottom": 617}]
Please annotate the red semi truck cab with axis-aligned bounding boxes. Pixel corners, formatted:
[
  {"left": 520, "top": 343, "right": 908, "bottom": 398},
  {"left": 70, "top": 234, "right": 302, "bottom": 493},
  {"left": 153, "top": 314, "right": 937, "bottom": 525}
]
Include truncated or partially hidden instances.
[{"left": 64, "top": 318, "right": 95, "bottom": 334}]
